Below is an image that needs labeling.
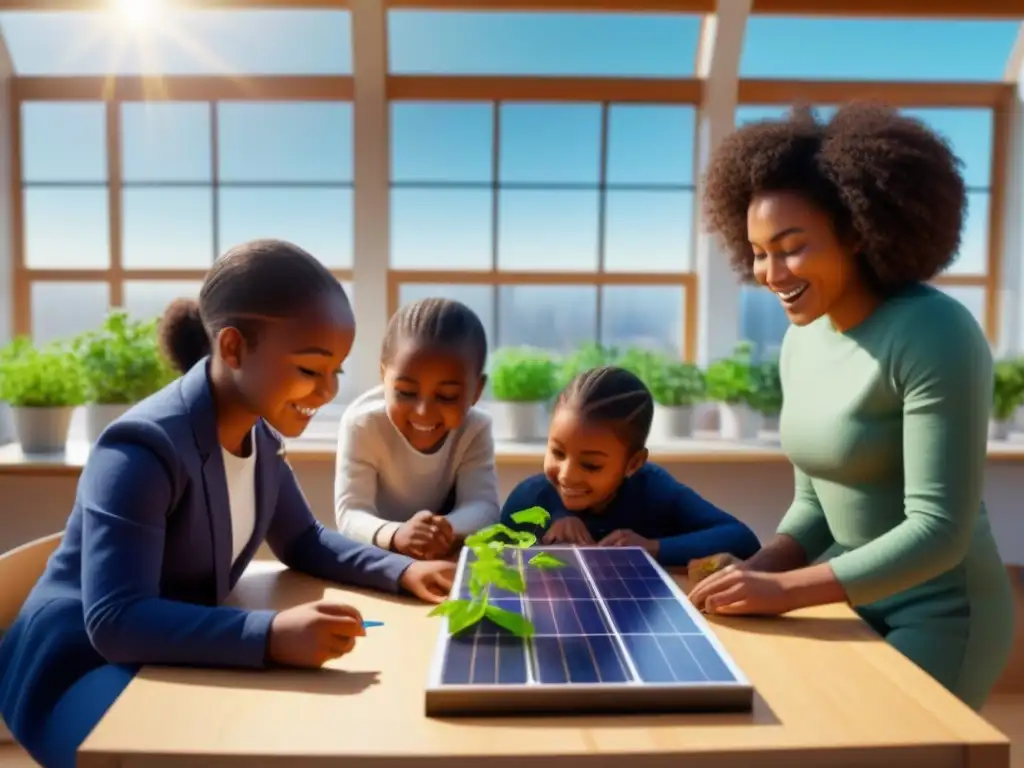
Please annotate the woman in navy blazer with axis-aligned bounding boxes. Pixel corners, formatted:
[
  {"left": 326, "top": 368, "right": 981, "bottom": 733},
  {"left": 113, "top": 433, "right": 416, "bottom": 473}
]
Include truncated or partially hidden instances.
[{"left": 0, "top": 240, "right": 456, "bottom": 768}]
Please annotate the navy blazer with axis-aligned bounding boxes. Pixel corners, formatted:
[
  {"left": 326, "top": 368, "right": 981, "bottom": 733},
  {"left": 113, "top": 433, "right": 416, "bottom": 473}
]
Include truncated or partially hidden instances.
[{"left": 0, "top": 359, "right": 415, "bottom": 756}]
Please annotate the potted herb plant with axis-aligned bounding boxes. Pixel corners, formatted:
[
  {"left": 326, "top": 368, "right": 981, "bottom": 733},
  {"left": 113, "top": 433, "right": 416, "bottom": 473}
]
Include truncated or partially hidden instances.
[
  {"left": 488, "top": 346, "right": 559, "bottom": 442},
  {"left": 704, "top": 341, "right": 759, "bottom": 441},
  {"left": 990, "top": 357, "right": 1024, "bottom": 441},
  {"left": 76, "top": 310, "right": 176, "bottom": 443},
  {"left": 748, "top": 358, "right": 783, "bottom": 442},
  {"left": 556, "top": 341, "right": 619, "bottom": 392},
  {"left": 620, "top": 348, "right": 704, "bottom": 441},
  {"left": 0, "top": 337, "right": 86, "bottom": 454}
]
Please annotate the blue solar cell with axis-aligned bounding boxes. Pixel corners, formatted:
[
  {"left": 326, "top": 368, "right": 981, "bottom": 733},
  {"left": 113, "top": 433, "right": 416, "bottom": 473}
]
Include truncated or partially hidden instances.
[
  {"left": 604, "top": 598, "right": 699, "bottom": 634},
  {"left": 442, "top": 635, "right": 529, "bottom": 685},
  {"left": 591, "top": 576, "right": 675, "bottom": 600},
  {"left": 533, "top": 635, "right": 630, "bottom": 684},
  {"left": 527, "top": 598, "right": 609, "bottom": 635},
  {"left": 621, "top": 634, "right": 736, "bottom": 684}
]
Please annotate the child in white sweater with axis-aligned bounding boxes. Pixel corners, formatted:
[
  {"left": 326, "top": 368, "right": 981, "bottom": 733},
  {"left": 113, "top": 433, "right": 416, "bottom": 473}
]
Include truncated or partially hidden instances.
[{"left": 334, "top": 298, "right": 499, "bottom": 559}]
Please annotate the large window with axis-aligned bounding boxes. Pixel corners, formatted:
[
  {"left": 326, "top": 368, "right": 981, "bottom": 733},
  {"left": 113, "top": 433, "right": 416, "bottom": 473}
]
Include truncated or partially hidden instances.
[
  {"left": 390, "top": 101, "right": 696, "bottom": 359},
  {"left": 17, "top": 97, "right": 356, "bottom": 398}
]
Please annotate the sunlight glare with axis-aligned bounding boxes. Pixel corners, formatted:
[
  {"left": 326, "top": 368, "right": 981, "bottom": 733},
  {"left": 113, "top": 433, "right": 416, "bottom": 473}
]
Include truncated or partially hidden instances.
[{"left": 114, "top": 0, "right": 163, "bottom": 29}]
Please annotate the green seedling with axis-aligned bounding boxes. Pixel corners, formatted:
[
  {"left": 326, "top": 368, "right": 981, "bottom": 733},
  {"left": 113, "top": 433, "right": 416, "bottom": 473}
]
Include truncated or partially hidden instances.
[{"left": 428, "top": 506, "right": 567, "bottom": 638}]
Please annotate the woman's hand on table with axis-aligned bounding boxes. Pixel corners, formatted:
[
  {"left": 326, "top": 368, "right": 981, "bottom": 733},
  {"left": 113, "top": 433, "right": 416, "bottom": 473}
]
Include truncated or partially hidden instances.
[
  {"left": 542, "top": 516, "right": 595, "bottom": 546},
  {"left": 267, "top": 599, "right": 366, "bottom": 668},
  {"left": 400, "top": 560, "right": 456, "bottom": 604},
  {"left": 688, "top": 565, "right": 795, "bottom": 616}
]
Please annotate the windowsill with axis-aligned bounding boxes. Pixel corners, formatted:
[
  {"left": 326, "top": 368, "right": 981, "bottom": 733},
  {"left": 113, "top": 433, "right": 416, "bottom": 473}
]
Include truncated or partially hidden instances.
[{"left": 3, "top": 432, "right": 1024, "bottom": 474}]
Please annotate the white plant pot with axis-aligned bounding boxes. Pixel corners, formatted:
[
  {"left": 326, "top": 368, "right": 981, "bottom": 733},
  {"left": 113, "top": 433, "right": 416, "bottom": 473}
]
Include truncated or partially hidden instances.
[
  {"left": 717, "top": 402, "right": 759, "bottom": 441},
  {"left": 490, "top": 401, "right": 547, "bottom": 443},
  {"left": 648, "top": 404, "right": 693, "bottom": 443},
  {"left": 12, "top": 406, "right": 73, "bottom": 454},
  {"left": 85, "top": 403, "right": 132, "bottom": 443},
  {"left": 1014, "top": 406, "right": 1024, "bottom": 433},
  {"left": 989, "top": 419, "right": 1012, "bottom": 441},
  {"left": 758, "top": 413, "right": 781, "bottom": 443},
  {"left": 0, "top": 401, "right": 14, "bottom": 446}
]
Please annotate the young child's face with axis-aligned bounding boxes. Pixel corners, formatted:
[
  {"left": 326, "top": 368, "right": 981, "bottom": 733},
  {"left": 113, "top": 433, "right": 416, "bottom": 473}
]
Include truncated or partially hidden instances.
[
  {"left": 543, "top": 406, "right": 643, "bottom": 513},
  {"left": 382, "top": 343, "right": 484, "bottom": 453},
  {"left": 222, "top": 292, "right": 355, "bottom": 438}
]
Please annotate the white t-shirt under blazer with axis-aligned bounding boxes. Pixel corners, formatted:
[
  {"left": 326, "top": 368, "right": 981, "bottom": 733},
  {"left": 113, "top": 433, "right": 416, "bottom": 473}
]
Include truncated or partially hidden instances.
[{"left": 222, "top": 430, "right": 257, "bottom": 566}]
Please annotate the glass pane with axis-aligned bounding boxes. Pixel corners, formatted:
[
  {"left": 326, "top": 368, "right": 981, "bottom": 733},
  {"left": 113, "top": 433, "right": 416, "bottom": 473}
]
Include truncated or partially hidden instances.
[
  {"left": 735, "top": 105, "right": 834, "bottom": 127},
  {"left": 398, "top": 283, "right": 496, "bottom": 351},
  {"left": 218, "top": 102, "right": 353, "bottom": 183},
  {"left": 603, "top": 191, "right": 693, "bottom": 273},
  {"left": 391, "top": 189, "right": 492, "bottom": 270},
  {"left": 121, "top": 102, "right": 211, "bottom": 183},
  {"left": 739, "top": 285, "right": 788, "bottom": 362},
  {"left": 741, "top": 18, "right": 1018, "bottom": 81},
  {"left": 904, "top": 108, "right": 992, "bottom": 190},
  {"left": 606, "top": 105, "right": 695, "bottom": 186},
  {"left": 497, "top": 285, "right": 597, "bottom": 352},
  {"left": 122, "top": 188, "right": 214, "bottom": 270},
  {"left": 21, "top": 102, "right": 106, "bottom": 183},
  {"left": 25, "top": 188, "right": 109, "bottom": 269},
  {"left": 497, "top": 190, "right": 598, "bottom": 271},
  {"left": 1, "top": 9, "right": 352, "bottom": 76},
  {"left": 499, "top": 104, "right": 601, "bottom": 185},
  {"left": 391, "top": 103, "right": 492, "bottom": 184},
  {"left": 31, "top": 281, "right": 110, "bottom": 344},
  {"left": 387, "top": 11, "right": 700, "bottom": 77},
  {"left": 122, "top": 280, "right": 203, "bottom": 323},
  {"left": 936, "top": 285, "right": 986, "bottom": 333},
  {"left": 217, "top": 188, "right": 353, "bottom": 269},
  {"left": 601, "top": 286, "right": 684, "bottom": 356},
  {"left": 947, "top": 191, "right": 989, "bottom": 276}
]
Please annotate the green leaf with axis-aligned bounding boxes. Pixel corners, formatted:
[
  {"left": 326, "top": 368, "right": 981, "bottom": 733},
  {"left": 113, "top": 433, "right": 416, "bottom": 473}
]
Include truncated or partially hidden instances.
[
  {"left": 489, "top": 347, "right": 559, "bottom": 402},
  {"left": 447, "top": 598, "right": 488, "bottom": 636},
  {"left": 528, "top": 552, "right": 567, "bottom": 570},
  {"left": 510, "top": 506, "right": 551, "bottom": 527},
  {"left": 473, "top": 560, "right": 526, "bottom": 594},
  {"left": 428, "top": 599, "right": 470, "bottom": 618},
  {"left": 484, "top": 605, "right": 535, "bottom": 638}
]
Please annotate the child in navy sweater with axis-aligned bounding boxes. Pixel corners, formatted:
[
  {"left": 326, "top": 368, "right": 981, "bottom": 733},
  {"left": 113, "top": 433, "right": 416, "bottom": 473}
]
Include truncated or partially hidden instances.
[{"left": 500, "top": 366, "right": 760, "bottom": 567}]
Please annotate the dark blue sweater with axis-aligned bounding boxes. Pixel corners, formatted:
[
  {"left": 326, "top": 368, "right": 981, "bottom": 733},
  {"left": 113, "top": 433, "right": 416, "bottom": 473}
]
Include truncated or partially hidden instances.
[{"left": 499, "top": 464, "right": 761, "bottom": 567}]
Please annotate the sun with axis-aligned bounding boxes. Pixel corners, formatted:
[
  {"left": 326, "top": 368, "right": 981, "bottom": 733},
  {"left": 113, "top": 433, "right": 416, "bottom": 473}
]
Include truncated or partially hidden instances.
[{"left": 113, "top": 0, "right": 164, "bottom": 29}]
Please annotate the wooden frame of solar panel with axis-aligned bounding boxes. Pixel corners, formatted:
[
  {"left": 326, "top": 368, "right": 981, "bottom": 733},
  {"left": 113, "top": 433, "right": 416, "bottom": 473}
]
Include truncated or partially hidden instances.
[{"left": 425, "top": 545, "right": 753, "bottom": 716}]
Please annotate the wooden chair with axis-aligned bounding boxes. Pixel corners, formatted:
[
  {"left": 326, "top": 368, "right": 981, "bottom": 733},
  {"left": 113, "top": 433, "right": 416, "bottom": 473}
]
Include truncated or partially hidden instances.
[{"left": 0, "top": 532, "right": 63, "bottom": 745}]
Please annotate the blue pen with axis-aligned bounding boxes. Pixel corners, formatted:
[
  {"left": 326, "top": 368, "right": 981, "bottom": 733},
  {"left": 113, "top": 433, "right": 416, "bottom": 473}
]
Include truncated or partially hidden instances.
[{"left": 363, "top": 620, "right": 384, "bottom": 628}]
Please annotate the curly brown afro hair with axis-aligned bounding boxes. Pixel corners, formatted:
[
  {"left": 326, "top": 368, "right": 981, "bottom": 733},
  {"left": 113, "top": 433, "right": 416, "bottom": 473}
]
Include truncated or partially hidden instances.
[{"left": 701, "top": 102, "right": 967, "bottom": 291}]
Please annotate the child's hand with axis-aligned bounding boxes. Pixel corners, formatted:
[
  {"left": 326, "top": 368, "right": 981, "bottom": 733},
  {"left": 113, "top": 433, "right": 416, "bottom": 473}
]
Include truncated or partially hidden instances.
[
  {"left": 267, "top": 599, "right": 366, "bottom": 668},
  {"left": 399, "top": 560, "right": 456, "bottom": 604},
  {"left": 394, "top": 511, "right": 454, "bottom": 559},
  {"left": 598, "top": 529, "right": 659, "bottom": 556},
  {"left": 542, "top": 516, "right": 595, "bottom": 546}
]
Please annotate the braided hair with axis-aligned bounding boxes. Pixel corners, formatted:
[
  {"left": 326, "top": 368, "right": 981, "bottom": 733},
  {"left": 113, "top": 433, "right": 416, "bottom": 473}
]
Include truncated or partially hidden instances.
[
  {"left": 381, "top": 298, "right": 488, "bottom": 375},
  {"left": 556, "top": 366, "right": 654, "bottom": 453}
]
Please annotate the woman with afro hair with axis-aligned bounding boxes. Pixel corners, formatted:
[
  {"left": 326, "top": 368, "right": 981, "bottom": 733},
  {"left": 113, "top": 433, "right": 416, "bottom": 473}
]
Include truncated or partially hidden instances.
[{"left": 688, "top": 103, "right": 1015, "bottom": 710}]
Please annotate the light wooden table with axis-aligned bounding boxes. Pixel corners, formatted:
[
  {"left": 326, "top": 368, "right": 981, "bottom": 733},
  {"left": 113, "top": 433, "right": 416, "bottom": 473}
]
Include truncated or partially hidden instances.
[{"left": 78, "top": 561, "right": 1010, "bottom": 768}]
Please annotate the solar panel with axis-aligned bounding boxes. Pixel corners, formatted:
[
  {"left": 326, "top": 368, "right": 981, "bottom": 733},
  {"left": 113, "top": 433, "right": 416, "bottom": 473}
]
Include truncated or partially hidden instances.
[{"left": 425, "top": 545, "right": 753, "bottom": 716}]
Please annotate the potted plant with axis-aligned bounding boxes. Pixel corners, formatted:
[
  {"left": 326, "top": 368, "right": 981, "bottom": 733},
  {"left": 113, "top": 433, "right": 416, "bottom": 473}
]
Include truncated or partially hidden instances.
[
  {"left": 990, "top": 357, "right": 1024, "bottom": 441},
  {"left": 748, "top": 358, "right": 783, "bottom": 442},
  {"left": 76, "top": 310, "right": 176, "bottom": 443},
  {"left": 488, "top": 346, "right": 559, "bottom": 442},
  {"left": 0, "top": 337, "right": 86, "bottom": 454},
  {"left": 556, "top": 341, "right": 619, "bottom": 392},
  {"left": 704, "top": 341, "right": 759, "bottom": 441},
  {"left": 620, "top": 348, "right": 704, "bottom": 441}
]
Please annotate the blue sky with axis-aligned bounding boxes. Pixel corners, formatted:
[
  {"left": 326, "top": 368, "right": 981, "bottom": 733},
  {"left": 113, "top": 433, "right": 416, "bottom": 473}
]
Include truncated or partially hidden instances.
[{"left": 3, "top": 8, "right": 1017, "bottom": 352}]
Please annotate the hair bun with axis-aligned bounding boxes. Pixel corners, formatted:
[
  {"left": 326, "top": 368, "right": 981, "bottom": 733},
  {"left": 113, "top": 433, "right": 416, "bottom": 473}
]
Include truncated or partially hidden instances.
[{"left": 158, "top": 297, "right": 210, "bottom": 374}]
